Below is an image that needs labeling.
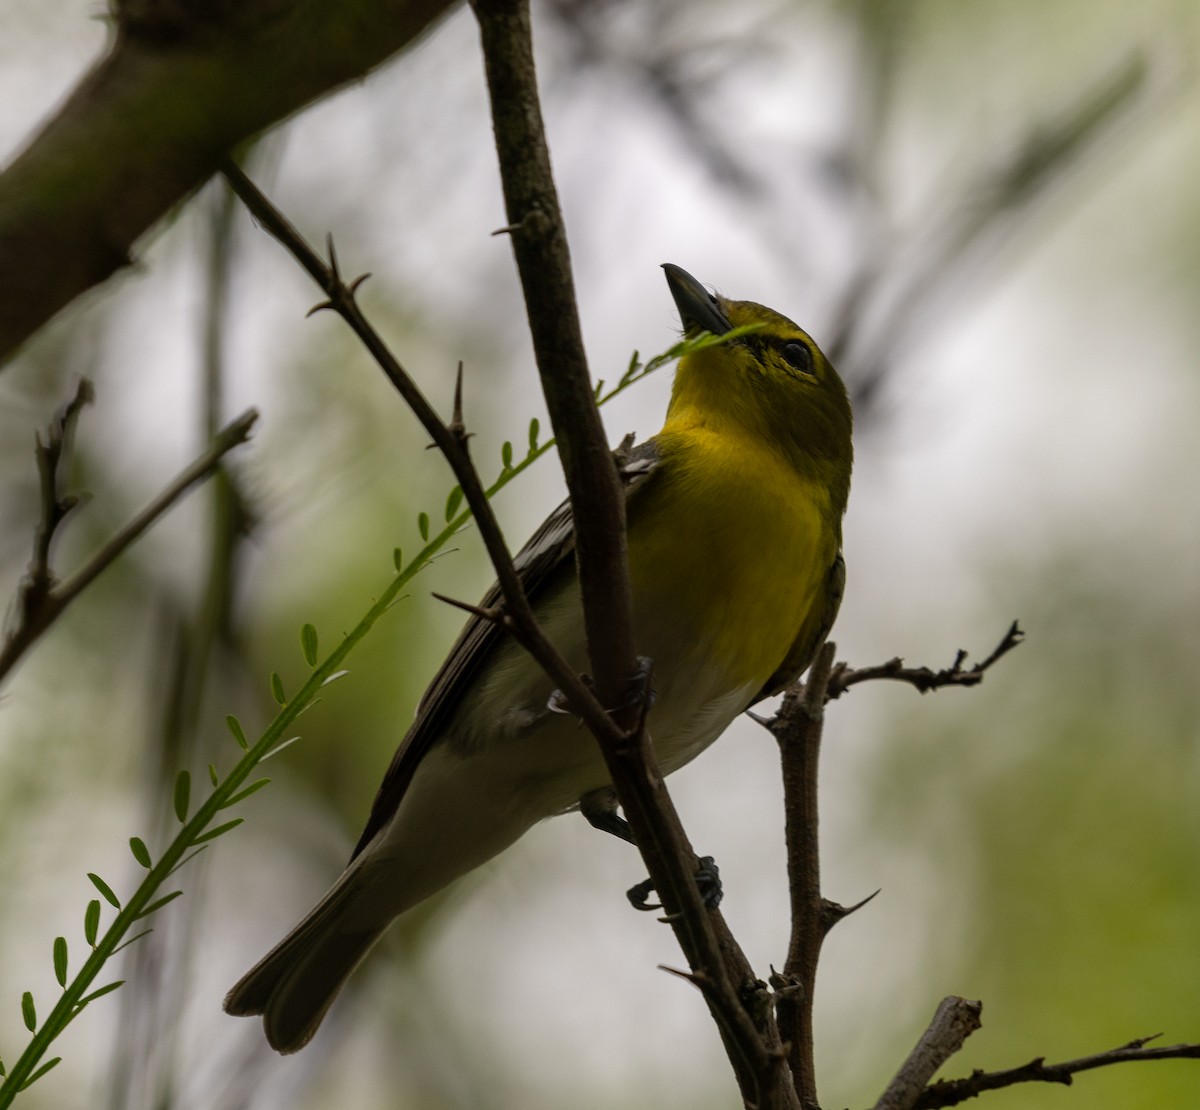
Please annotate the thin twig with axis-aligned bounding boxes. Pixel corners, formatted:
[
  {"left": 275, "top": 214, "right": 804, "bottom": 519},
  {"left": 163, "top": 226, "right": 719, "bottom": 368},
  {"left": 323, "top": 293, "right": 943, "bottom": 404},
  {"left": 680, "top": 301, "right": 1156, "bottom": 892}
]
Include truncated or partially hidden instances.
[
  {"left": 873, "top": 997, "right": 983, "bottom": 1110},
  {"left": 22, "top": 377, "right": 94, "bottom": 616},
  {"left": 0, "top": 404, "right": 257, "bottom": 687},
  {"left": 915, "top": 1033, "right": 1200, "bottom": 1108},
  {"left": 826, "top": 621, "right": 1023, "bottom": 701},
  {"left": 220, "top": 160, "right": 613, "bottom": 746}
]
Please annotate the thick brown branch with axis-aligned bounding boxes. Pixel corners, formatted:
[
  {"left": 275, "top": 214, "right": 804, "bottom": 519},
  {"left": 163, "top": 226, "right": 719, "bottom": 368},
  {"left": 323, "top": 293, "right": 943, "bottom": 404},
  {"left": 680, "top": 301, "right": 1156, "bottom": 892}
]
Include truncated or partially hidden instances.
[
  {"left": 874, "top": 997, "right": 983, "bottom": 1110},
  {"left": 0, "top": 0, "right": 457, "bottom": 364},
  {"left": 469, "top": 0, "right": 635, "bottom": 710},
  {"left": 469, "top": 3, "right": 795, "bottom": 1105}
]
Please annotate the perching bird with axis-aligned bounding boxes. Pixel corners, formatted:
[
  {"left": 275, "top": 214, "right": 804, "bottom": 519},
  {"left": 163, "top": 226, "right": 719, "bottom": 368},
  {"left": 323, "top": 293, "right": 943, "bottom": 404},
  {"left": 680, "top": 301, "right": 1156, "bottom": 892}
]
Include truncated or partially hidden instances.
[{"left": 225, "top": 264, "right": 853, "bottom": 1053}]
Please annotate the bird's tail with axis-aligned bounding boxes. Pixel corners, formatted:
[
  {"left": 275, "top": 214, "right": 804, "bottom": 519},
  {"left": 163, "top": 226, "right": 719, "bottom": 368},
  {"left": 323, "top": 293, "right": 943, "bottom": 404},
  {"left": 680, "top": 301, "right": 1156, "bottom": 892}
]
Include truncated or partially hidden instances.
[{"left": 224, "top": 875, "right": 386, "bottom": 1054}]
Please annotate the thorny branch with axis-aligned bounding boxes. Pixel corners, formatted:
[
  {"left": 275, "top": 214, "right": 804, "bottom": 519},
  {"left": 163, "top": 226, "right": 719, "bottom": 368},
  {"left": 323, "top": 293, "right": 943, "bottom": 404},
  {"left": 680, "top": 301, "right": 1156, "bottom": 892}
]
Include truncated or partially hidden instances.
[
  {"left": 827, "top": 621, "right": 1024, "bottom": 700},
  {"left": 470, "top": 1, "right": 797, "bottom": 1105},
  {"left": 0, "top": 389, "right": 257, "bottom": 687},
  {"left": 915, "top": 1034, "right": 1200, "bottom": 1108},
  {"left": 220, "top": 159, "right": 611, "bottom": 747},
  {"left": 759, "top": 626, "right": 1021, "bottom": 1105},
  {"left": 225, "top": 5, "right": 799, "bottom": 1099}
]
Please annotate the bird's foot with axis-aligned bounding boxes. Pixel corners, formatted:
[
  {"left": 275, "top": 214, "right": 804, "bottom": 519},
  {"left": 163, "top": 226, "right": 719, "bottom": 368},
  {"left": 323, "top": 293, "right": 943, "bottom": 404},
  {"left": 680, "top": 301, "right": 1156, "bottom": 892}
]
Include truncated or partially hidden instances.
[
  {"left": 627, "top": 855, "right": 723, "bottom": 912},
  {"left": 547, "top": 657, "right": 655, "bottom": 720}
]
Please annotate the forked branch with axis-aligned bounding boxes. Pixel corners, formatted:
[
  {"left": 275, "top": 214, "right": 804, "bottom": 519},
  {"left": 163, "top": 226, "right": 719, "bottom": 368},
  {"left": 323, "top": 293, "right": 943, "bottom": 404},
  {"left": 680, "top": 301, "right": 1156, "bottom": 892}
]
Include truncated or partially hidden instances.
[{"left": 0, "top": 388, "right": 256, "bottom": 687}]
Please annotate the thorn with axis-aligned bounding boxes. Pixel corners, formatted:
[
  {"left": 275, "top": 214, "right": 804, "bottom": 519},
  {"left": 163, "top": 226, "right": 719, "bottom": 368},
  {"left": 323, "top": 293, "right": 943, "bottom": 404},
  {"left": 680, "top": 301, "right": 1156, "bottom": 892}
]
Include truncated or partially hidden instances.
[
  {"left": 627, "top": 880, "right": 658, "bottom": 911},
  {"left": 546, "top": 688, "right": 575, "bottom": 715},
  {"left": 824, "top": 888, "right": 881, "bottom": 930},
  {"left": 745, "top": 709, "right": 774, "bottom": 728},
  {"left": 306, "top": 299, "right": 334, "bottom": 318},
  {"left": 326, "top": 233, "right": 340, "bottom": 280},
  {"left": 450, "top": 361, "right": 466, "bottom": 437},
  {"left": 768, "top": 966, "right": 804, "bottom": 1000},
  {"left": 657, "top": 964, "right": 705, "bottom": 989},
  {"left": 491, "top": 222, "right": 520, "bottom": 237},
  {"left": 347, "top": 272, "right": 372, "bottom": 297},
  {"left": 72, "top": 378, "right": 96, "bottom": 408},
  {"left": 430, "top": 592, "right": 503, "bottom": 624}
]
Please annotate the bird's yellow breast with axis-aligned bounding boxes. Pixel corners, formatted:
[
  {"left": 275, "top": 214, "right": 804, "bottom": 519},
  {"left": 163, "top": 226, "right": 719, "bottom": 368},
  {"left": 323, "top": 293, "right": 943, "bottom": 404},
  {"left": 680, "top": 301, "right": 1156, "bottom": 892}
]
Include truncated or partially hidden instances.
[{"left": 627, "top": 418, "right": 838, "bottom": 701}]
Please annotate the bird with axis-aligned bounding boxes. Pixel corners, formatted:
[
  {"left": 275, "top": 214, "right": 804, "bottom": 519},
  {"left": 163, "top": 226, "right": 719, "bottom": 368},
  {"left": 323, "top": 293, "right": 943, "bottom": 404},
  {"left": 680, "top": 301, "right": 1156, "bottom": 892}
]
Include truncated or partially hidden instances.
[{"left": 224, "top": 263, "right": 853, "bottom": 1053}]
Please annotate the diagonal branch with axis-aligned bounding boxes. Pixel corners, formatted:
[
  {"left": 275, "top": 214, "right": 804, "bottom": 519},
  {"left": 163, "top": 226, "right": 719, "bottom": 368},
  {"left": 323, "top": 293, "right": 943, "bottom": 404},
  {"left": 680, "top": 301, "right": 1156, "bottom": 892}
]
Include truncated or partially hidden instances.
[
  {"left": 0, "top": 0, "right": 459, "bottom": 364},
  {"left": 0, "top": 401, "right": 257, "bottom": 688},
  {"left": 220, "top": 160, "right": 609, "bottom": 738},
  {"left": 226, "top": 130, "right": 796, "bottom": 1107},
  {"left": 874, "top": 996, "right": 984, "bottom": 1110}
]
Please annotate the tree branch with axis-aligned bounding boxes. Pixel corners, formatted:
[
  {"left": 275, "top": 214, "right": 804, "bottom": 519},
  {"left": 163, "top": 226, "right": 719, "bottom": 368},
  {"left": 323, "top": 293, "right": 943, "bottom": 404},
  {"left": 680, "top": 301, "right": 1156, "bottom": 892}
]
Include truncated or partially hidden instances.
[
  {"left": 874, "top": 997, "right": 983, "bottom": 1110},
  {"left": 754, "top": 625, "right": 1022, "bottom": 1104},
  {"left": 219, "top": 160, "right": 607, "bottom": 733},
  {"left": 0, "top": 399, "right": 257, "bottom": 687},
  {"left": 469, "top": 0, "right": 635, "bottom": 709},
  {"left": 764, "top": 642, "right": 857, "bottom": 1107},
  {"left": 470, "top": 2, "right": 797, "bottom": 1105},
  {"left": 915, "top": 1034, "right": 1200, "bottom": 1108},
  {"left": 0, "top": 0, "right": 458, "bottom": 364},
  {"left": 826, "top": 621, "right": 1024, "bottom": 700},
  {"left": 226, "top": 123, "right": 796, "bottom": 1105}
]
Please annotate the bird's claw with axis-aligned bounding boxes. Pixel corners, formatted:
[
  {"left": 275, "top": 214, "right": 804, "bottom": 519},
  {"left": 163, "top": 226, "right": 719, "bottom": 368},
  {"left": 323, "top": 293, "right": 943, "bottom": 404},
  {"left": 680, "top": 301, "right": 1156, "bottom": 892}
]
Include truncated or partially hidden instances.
[
  {"left": 626, "top": 855, "right": 723, "bottom": 912},
  {"left": 547, "top": 657, "right": 655, "bottom": 719}
]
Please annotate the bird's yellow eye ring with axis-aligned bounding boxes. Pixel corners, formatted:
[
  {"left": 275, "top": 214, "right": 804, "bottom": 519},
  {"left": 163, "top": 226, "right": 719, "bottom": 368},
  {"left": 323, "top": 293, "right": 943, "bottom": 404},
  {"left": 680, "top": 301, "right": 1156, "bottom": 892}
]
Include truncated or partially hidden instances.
[{"left": 780, "top": 341, "right": 815, "bottom": 377}]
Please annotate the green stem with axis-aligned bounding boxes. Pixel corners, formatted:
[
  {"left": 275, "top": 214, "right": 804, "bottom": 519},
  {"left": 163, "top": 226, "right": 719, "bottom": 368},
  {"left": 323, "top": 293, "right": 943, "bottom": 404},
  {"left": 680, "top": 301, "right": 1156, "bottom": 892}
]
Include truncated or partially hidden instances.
[{"left": 0, "top": 329, "right": 731, "bottom": 1103}]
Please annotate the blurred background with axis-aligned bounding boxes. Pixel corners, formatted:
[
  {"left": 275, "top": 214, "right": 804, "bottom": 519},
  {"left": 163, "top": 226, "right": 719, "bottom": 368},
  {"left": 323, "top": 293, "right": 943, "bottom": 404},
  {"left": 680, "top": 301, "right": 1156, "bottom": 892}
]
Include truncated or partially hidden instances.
[{"left": 2, "top": 0, "right": 1199, "bottom": 1107}]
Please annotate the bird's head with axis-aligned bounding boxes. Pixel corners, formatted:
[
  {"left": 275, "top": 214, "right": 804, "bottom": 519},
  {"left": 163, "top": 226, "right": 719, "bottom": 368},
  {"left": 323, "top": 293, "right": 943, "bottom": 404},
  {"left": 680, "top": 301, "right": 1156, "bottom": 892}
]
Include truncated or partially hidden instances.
[{"left": 662, "top": 264, "right": 853, "bottom": 514}]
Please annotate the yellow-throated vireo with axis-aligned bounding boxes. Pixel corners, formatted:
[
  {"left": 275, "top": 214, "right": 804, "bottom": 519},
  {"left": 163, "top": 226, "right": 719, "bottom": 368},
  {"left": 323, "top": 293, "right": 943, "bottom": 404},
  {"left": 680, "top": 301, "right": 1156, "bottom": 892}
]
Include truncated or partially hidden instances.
[{"left": 225, "top": 263, "right": 854, "bottom": 1053}]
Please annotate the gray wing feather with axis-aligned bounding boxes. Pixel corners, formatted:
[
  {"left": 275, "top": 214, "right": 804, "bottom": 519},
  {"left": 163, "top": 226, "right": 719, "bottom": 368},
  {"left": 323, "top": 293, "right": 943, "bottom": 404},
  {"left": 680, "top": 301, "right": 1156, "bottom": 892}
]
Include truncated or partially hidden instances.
[{"left": 349, "top": 440, "right": 660, "bottom": 859}]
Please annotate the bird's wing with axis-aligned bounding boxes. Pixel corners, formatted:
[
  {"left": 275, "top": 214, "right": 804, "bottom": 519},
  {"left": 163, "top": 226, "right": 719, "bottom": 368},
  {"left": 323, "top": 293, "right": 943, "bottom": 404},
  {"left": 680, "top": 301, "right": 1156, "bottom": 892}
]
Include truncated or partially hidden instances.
[
  {"left": 349, "top": 439, "right": 661, "bottom": 860},
  {"left": 752, "top": 549, "right": 845, "bottom": 703}
]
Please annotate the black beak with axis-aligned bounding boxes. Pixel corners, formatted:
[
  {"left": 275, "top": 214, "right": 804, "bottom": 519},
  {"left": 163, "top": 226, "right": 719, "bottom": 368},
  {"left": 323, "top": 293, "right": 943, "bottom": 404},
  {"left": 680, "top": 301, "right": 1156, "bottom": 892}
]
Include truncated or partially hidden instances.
[{"left": 662, "top": 263, "right": 732, "bottom": 336}]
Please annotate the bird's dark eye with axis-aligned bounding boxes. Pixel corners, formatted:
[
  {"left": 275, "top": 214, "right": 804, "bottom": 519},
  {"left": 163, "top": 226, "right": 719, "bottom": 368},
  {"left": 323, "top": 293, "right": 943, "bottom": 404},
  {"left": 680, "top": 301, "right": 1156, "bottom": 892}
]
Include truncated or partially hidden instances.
[{"left": 780, "top": 341, "right": 814, "bottom": 375}]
